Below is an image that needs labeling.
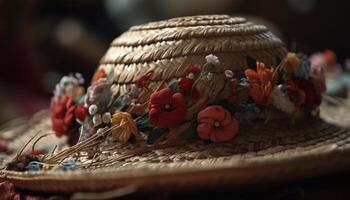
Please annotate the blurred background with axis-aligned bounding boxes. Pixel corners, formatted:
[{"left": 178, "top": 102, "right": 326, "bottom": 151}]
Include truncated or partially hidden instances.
[{"left": 0, "top": 0, "right": 349, "bottom": 123}]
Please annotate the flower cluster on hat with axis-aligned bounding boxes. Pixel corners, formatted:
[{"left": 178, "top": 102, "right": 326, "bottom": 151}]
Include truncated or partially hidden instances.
[
  {"left": 149, "top": 88, "right": 187, "bottom": 128},
  {"left": 279, "top": 52, "right": 325, "bottom": 111},
  {"left": 197, "top": 105, "right": 239, "bottom": 142},
  {"left": 51, "top": 73, "right": 87, "bottom": 141},
  {"left": 244, "top": 62, "right": 275, "bottom": 104},
  {"left": 47, "top": 50, "right": 328, "bottom": 149}
]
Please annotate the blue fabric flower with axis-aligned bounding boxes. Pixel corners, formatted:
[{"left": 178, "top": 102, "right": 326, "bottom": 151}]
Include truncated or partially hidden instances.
[
  {"left": 234, "top": 103, "right": 261, "bottom": 123},
  {"left": 60, "top": 159, "right": 79, "bottom": 171},
  {"left": 295, "top": 53, "right": 311, "bottom": 79},
  {"left": 239, "top": 78, "right": 249, "bottom": 86},
  {"left": 25, "top": 162, "right": 43, "bottom": 171}
]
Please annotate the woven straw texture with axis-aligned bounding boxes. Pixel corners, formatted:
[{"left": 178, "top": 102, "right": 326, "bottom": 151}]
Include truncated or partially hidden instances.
[
  {"left": 0, "top": 104, "right": 350, "bottom": 192},
  {"left": 98, "top": 15, "right": 287, "bottom": 96}
]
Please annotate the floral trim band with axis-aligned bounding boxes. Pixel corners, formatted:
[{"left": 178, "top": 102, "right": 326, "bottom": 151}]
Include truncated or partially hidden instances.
[{"left": 50, "top": 52, "right": 326, "bottom": 146}]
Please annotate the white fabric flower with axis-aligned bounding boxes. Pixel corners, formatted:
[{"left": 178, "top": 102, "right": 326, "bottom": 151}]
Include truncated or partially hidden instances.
[
  {"left": 270, "top": 85, "right": 296, "bottom": 114},
  {"left": 205, "top": 54, "right": 220, "bottom": 66},
  {"left": 224, "top": 70, "right": 234, "bottom": 78}
]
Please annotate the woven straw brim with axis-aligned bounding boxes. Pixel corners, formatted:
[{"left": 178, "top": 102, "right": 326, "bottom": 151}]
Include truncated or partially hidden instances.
[{"left": 0, "top": 104, "right": 350, "bottom": 193}]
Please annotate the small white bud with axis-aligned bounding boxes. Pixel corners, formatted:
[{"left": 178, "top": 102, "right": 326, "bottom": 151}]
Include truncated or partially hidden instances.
[
  {"left": 75, "top": 73, "right": 84, "bottom": 84},
  {"left": 92, "top": 114, "right": 102, "bottom": 126},
  {"left": 97, "top": 128, "right": 105, "bottom": 134},
  {"left": 89, "top": 104, "right": 98, "bottom": 115},
  {"left": 102, "top": 112, "right": 111, "bottom": 124},
  {"left": 206, "top": 72, "right": 213, "bottom": 81}
]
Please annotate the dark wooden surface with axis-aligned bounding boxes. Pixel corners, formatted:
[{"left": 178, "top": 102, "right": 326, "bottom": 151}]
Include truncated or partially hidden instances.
[{"left": 8, "top": 169, "right": 350, "bottom": 200}]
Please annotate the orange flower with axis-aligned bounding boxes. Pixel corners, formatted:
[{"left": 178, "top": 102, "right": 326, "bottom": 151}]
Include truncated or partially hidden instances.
[
  {"left": 244, "top": 62, "right": 275, "bottom": 104},
  {"left": 324, "top": 49, "right": 336, "bottom": 65},
  {"left": 92, "top": 69, "right": 107, "bottom": 84}
]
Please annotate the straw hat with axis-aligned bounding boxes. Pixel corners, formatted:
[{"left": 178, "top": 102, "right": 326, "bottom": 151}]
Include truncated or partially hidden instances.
[{"left": 1, "top": 15, "right": 350, "bottom": 194}]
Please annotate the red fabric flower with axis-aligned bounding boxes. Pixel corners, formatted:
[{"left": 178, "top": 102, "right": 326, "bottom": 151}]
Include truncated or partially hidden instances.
[
  {"left": 285, "top": 79, "right": 306, "bottom": 107},
  {"left": 149, "top": 88, "right": 187, "bottom": 128},
  {"left": 50, "top": 95, "right": 76, "bottom": 137},
  {"left": 296, "top": 78, "right": 322, "bottom": 110},
  {"left": 228, "top": 79, "right": 238, "bottom": 103},
  {"left": 136, "top": 70, "right": 154, "bottom": 88},
  {"left": 186, "top": 66, "right": 201, "bottom": 74},
  {"left": 75, "top": 104, "right": 88, "bottom": 122},
  {"left": 197, "top": 105, "right": 239, "bottom": 142},
  {"left": 92, "top": 69, "right": 107, "bottom": 84},
  {"left": 178, "top": 77, "right": 194, "bottom": 95},
  {"left": 178, "top": 77, "right": 199, "bottom": 99}
]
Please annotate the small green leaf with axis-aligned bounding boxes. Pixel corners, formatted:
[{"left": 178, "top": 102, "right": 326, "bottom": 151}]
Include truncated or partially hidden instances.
[
  {"left": 218, "top": 99, "right": 237, "bottom": 115},
  {"left": 135, "top": 114, "right": 149, "bottom": 130},
  {"left": 193, "top": 72, "right": 200, "bottom": 80},
  {"left": 113, "top": 94, "right": 128, "bottom": 111},
  {"left": 179, "top": 121, "right": 198, "bottom": 140},
  {"left": 74, "top": 95, "right": 85, "bottom": 104},
  {"left": 168, "top": 80, "right": 179, "bottom": 93},
  {"left": 219, "top": 80, "right": 233, "bottom": 99},
  {"left": 147, "top": 128, "right": 169, "bottom": 145},
  {"left": 246, "top": 56, "right": 257, "bottom": 70},
  {"left": 275, "top": 56, "right": 282, "bottom": 65},
  {"left": 107, "top": 68, "right": 114, "bottom": 83}
]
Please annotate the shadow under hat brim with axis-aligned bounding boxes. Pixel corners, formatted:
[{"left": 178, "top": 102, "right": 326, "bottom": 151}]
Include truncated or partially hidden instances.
[{"left": 0, "top": 104, "right": 350, "bottom": 193}]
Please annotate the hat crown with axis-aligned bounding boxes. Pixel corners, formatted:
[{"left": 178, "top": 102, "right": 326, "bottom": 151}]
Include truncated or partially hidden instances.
[{"left": 98, "top": 15, "right": 287, "bottom": 93}]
